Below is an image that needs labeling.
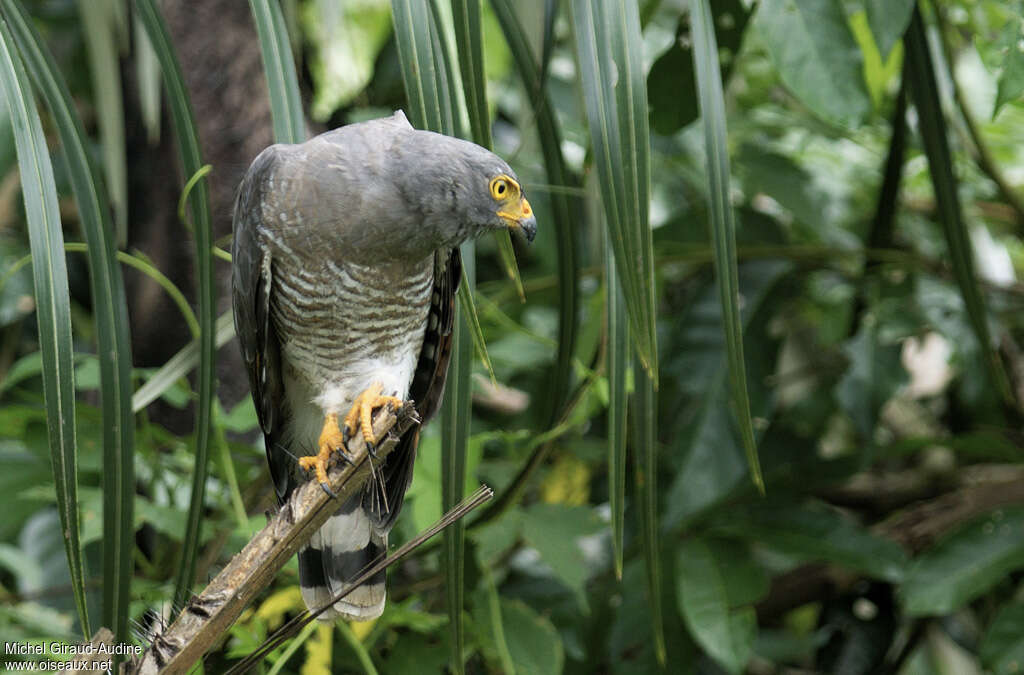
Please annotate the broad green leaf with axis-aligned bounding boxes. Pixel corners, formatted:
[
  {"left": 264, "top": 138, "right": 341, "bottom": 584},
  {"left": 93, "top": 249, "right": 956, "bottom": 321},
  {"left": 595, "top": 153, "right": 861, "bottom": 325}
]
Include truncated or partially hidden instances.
[
  {"left": 835, "top": 317, "right": 907, "bottom": 440},
  {"left": 664, "top": 261, "right": 789, "bottom": 528},
  {"left": 755, "top": 0, "right": 871, "bottom": 127},
  {"left": 0, "top": 13, "right": 87, "bottom": 637},
  {"left": 302, "top": 1, "right": 392, "bottom": 121},
  {"left": 134, "top": 0, "right": 217, "bottom": 611},
  {"left": 903, "top": 508, "right": 1024, "bottom": 616},
  {"left": 980, "top": 603, "right": 1024, "bottom": 675},
  {"left": 691, "top": 0, "right": 763, "bottom": 492},
  {"left": 904, "top": 7, "right": 1014, "bottom": 406},
  {"left": 864, "top": 0, "right": 913, "bottom": 59},
  {"left": 2, "top": 1, "right": 137, "bottom": 645},
  {"left": 489, "top": 599, "right": 564, "bottom": 675},
  {"left": 249, "top": 0, "right": 305, "bottom": 144},
  {"left": 521, "top": 503, "right": 602, "bottom": 603},
  {"left": 648, "top": 0, "right": 751, "bottom": 136},
  {"left": 994, "top": 15, "right": 1024, "bottom": 116},
  {"left": 676, "top": 538, "right": 756, "bottom": 675},
  {"left": 571, "top": 0, "right": 657, "bottom": 377},
  {"left": 491, "top": 0, "right": 579, "bottom": 422},
  {"left": 710, "top": 500, "right": 909, "bottom": 583}
]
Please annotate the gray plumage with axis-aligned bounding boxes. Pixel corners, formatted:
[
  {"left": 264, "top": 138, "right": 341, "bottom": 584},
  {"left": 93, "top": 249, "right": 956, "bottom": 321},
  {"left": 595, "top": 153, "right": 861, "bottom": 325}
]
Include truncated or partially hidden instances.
[{"left": 232, "top": 111, "right": 535, "bottom": 620}]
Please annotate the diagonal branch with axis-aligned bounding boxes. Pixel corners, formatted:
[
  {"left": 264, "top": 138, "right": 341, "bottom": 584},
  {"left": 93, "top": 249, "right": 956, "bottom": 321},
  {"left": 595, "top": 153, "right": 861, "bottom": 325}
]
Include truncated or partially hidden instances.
[{"left": 130, "top": 402, "right": 420, "bottom": 675}]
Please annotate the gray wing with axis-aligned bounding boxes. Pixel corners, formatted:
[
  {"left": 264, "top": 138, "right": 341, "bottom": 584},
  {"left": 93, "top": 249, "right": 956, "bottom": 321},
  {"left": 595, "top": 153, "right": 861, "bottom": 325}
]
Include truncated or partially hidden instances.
[
  {"left": 367, "top": 247, "right": 461, "bottom": 531},
  {"left": 232, "top": 146, "right": 290, "bottom": 500}
]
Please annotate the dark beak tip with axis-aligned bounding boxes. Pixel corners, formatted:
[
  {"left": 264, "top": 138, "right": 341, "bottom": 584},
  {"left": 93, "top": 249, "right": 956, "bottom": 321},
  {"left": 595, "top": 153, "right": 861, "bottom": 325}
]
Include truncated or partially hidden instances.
[{"left": 522, "top": 217, "right": 537, "bottom": 243}]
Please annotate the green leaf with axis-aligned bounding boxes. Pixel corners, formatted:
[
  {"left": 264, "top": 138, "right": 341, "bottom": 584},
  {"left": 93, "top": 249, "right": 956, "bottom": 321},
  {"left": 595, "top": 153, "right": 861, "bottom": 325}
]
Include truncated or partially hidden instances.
[
  {"left": 903, "top": 508, "right": 1024, "bottom": 617},
  {"left": 491, "top": 0, "right": 580, "bottom": 423},
  {"left": 647, "top": 0, "right": 751, "bottom": 136},
  {"left": 676, "top": 538, "right": 756, "bottom": 675},
  {"left": 392, "top": 0, "right": 456, "bottom": 134},
  {"left": 570, "top": 0, "right": 657, "bottom": 377},
  {"left": 521, "top": 503, "right": 602, "bottom": 603},
  {"left": 711, "top": 500, "right": 909, "bottom": 582},
  {"left": 630, "top": 355, "right": 665, "bottom": 664},
  {"left": 980, "top": 602, "right": 1024, "bottom": 675},
  {"left": 691, "top": 0, "right": 763, "bottom": 492},
  {"left": 664, "top": 260, "right": 789, "bottom": 528},
  {"left": 835, "top": 317, "right": 907, "bottom": 440},
  {"left": 755, "top": 0, "right": 871, "bottom": 127},
  {"left": 390, "top": 4, "right": 469, "bottom": 671},
  {"left": 134, "top": 0, "right": 217, "bottom": 611},
  {"left": 994, "top": 15, "right": 1024, "bottom": 116},
  {"left": 493, "top": 599, "right": 564, "bottom": 675},
  {"left": 864, "top": 0, "right": 913, "bottom": 59},
  {"left": 1, "top": 1, "right": 136, "bottom": 642},
  {"left": 606, "top": 248, "right": 627, "bottom": 579},
  {"left": 132, "top": 13, "right": 161, "bottom": 144},
  {"left": 451, "top": 0, "right": 523, "bottom": 299},
  {"left": 0, "top": 12, "right": 87, "bottom": 637},
  {"left": 131, "top": 311, "right": 235, "bottom": 412},
  {"left": 75, "top": 0, "right": 127, "bottom": 246},
  {"left": 904, "top": 7, "right": 1014, "bottom": 407},
  {"left": 249, "top": 0, "right": 306, "bottom": 144}
]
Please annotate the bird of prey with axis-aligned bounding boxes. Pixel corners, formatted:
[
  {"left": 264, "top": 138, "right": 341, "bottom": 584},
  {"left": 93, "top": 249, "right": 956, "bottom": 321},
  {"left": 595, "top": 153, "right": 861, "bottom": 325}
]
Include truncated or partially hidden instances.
[{"left": 231, "top": 111, "right": 535, "bottom": 620}]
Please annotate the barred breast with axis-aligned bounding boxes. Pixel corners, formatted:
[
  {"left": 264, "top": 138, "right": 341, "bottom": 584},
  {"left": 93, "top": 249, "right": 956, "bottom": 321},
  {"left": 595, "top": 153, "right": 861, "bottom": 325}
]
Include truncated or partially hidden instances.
[{"left": 268, "top": 246, "right": 434, "bottom": 406}]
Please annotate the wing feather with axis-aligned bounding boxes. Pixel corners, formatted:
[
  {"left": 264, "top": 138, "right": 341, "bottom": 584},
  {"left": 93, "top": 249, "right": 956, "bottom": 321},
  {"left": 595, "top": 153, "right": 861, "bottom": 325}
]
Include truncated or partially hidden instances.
[{"left": 232, "top": 146, "right": 290, "bottom": 500}]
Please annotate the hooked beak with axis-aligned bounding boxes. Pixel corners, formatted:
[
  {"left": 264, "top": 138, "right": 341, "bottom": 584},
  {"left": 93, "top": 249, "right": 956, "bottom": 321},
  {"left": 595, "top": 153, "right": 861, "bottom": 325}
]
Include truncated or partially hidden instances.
[{"left": 499, "top": 197, "right": 537, "bottom": 243}]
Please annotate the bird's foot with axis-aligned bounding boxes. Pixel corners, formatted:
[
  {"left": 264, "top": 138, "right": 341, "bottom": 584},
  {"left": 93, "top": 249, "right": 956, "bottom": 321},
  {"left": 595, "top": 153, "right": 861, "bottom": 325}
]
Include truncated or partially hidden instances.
[
  {"left": 343, "top": 382, "right": 404, "bottom": 453},
  {"left": 299, "top": 413, "right": 350, "bottom": 491}
]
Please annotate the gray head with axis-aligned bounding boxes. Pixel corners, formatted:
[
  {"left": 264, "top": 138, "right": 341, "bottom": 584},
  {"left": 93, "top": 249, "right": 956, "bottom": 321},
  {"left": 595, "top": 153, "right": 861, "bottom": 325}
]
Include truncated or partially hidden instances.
[{"left": 392, "top": 130, "right": 537, "bottom": 249}]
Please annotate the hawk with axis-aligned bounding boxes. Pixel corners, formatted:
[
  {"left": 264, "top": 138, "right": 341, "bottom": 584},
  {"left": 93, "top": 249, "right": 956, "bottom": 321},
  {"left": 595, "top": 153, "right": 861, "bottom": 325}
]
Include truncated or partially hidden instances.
[{"left": 231, "top": 111, "right": 535, "bottom": 620}]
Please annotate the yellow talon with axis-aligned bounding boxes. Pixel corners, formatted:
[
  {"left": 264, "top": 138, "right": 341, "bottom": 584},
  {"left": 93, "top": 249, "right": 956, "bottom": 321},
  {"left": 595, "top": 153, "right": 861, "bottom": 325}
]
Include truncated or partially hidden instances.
[
  {"left": 298, "top": 413, "right": 347, "bottom": 484},
  {"left": 343, "top": 382, "right": 403, "bottom": 448}
]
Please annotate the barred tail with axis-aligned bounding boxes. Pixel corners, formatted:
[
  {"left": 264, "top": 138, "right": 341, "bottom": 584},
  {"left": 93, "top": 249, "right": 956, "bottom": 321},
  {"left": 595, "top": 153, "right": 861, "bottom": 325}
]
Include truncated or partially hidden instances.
[{"left": 298, "top": 494, "right": 387, "bottom": 621}]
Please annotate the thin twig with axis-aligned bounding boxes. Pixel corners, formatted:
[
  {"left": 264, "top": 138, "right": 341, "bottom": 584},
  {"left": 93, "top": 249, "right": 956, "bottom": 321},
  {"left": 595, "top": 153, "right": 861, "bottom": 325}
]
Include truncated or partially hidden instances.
[{"left": 129, "top": 402, "right": 420, "bottom": 675}]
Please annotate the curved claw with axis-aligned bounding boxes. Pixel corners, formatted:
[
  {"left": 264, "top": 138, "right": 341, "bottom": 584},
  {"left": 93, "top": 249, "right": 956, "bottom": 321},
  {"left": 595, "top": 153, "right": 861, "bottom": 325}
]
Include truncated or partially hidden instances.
[{"left": 319, "top": 481, "right": 338, "bottom": 499}]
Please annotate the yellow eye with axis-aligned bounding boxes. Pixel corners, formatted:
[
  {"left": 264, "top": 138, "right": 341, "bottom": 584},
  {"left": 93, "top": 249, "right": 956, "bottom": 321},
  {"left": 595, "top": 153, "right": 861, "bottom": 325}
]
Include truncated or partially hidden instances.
[{"left": 489, "top": 175, "right": 518, "bottom": 201}]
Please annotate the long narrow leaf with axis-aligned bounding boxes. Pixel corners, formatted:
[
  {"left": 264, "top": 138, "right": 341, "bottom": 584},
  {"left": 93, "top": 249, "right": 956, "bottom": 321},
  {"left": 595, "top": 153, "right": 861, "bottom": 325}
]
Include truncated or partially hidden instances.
[
  {"left": 0, "top": 14, "right": 87, "bottom": 636},
  {"left": 75, "top": 0, "right": 127, "bottom": 247},
  {"left": 132, "top": 311, "right": 235, "bottom": 413},
  {"left": 451, "top": 0, "right": 524, "bottom": 298},
  {"left": 134, "top": 0, "right": 217, "bottom": 610},
  {"left": 606, "top": 247, "right": 627, "bottom": 580},
  {"left": 690, "top": 0, "right": 763, "bottom": 493},
  {"left": 571, "top": 0, "right": 657, "bottom": 377},
  {"left": 249, "top": 0, "right": 305, "bottom": 145},
  {"left": 133, "top": 13, "right": 161, "bottom": 144},
  {"left": 631, "top": 356, "right": 664, "bottom": 664},
  {"left": 392, "top": 0, "right": 455, "bottom": 134},
  {"left": 391, "top": 3, "right": 467, "bottom": 671},
  {"left": 491, "top": 0, "right": 580, "bottom": 423},
  {"left": 904, "top": 7, "right": 1014, "bottom": 406},
  {"left": 3, "top": 0, "right": 136, "bottom": 644}
]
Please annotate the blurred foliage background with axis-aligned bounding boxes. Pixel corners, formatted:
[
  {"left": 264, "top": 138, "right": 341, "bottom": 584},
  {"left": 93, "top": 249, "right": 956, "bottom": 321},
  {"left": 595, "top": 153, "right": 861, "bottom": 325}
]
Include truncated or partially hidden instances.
[{"left": 3, "top": 0, "right": 1024, "bottom": 673}]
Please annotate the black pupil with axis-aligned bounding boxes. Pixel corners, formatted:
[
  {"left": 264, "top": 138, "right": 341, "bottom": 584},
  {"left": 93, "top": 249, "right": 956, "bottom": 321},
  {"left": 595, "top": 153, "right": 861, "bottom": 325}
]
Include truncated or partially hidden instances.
[{"left": 497, "top": 182, "right": 505, "bottom": 194}]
